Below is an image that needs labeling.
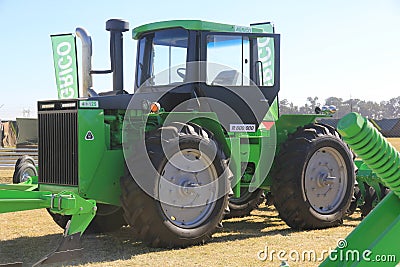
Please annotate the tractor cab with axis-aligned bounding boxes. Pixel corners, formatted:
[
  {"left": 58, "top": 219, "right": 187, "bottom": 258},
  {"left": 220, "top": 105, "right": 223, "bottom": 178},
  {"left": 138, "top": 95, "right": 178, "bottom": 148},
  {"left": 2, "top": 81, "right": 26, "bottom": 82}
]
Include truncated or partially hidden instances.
[{"left": 131, "top": 20, "right": 281, "bottom": 126}]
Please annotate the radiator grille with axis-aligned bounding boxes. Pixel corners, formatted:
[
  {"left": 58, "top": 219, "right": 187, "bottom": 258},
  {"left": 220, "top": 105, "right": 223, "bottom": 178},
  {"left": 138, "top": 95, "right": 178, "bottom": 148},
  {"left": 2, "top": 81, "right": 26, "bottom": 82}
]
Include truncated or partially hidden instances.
[{"left": 38, "top": 110, "right": 78, "bottom": 185}]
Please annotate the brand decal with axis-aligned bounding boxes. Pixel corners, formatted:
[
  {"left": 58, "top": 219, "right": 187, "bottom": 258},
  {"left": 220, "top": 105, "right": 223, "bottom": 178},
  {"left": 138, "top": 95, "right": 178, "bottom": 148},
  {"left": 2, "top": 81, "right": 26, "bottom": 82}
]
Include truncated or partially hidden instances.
[
  {"left": 234, "top": 25, "right": 252, "bottom": 33},
  {"left": 85, "top": 131, "right": 94, "bottom": 141}
]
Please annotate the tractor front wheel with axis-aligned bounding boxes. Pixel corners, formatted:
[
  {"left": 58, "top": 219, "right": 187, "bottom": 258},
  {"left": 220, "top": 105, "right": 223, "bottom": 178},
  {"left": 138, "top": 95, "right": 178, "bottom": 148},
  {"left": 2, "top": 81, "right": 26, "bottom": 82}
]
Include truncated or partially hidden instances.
[
  {"left": 271, "top": 123, "right": 355, "bottom": 229},
  {"left": 121, "top": 123, "right": 229, "bottom": 247}
]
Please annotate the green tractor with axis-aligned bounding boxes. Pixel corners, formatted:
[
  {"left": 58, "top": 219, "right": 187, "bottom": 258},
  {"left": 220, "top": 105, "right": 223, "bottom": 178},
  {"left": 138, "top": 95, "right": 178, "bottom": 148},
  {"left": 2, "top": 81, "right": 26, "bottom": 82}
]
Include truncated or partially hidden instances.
[{"left": 1, "top": 19, "right": 356, "bottom": 264}]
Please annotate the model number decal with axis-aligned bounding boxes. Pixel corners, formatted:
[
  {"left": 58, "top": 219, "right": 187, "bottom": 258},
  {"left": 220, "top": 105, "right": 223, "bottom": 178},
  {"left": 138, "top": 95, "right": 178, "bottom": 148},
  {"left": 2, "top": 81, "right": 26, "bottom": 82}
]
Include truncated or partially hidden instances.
[
  {"left": 79, "top": 100, "right": 99, "bottom": 108},
  {"left": 229, "top": 124, "right": 256, "bottom": 132}
]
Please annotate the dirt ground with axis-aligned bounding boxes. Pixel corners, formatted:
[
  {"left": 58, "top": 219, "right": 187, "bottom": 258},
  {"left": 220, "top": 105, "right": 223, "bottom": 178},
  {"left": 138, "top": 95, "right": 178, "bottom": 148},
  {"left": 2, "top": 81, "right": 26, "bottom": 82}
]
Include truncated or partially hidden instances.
[
  {"left": 3, "top": 136, "right": 400, "bottom": 266},
  {"left": 0, "top": 169, "right": 362, "bottom": 267}
]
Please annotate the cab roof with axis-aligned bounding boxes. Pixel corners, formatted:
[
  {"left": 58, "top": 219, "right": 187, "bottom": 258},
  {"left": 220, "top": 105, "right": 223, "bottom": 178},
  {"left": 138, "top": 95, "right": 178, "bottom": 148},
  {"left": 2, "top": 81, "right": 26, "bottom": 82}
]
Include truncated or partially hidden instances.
[{"left": 132, "top": 20, "right": 271, "bottom": 39}]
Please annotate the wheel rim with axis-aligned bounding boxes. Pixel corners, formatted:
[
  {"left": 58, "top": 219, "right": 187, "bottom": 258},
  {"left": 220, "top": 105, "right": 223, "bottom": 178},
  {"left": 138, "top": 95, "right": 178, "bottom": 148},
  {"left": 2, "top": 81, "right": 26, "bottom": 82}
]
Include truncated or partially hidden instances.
[
  {"left": 159, "top": 148, "right": 218, "bottom": 228},
  {"left": 304, "top": 147, "right": 348, "bottom": 214},
  {"left": 21, "top": 168, "right": 36, "bottom": 183}
]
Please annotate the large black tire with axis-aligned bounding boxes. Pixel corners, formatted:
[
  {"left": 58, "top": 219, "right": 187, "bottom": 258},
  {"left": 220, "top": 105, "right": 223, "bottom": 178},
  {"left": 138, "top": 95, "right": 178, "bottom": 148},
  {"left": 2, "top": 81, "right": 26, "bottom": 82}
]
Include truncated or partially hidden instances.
[
  {"left": 13, "top": 162, "right": 37, "bottom": 184},
  {"left": 225, "top": 188, "right": 265, "bottom": 218},
  {"left": 121, "top": 122, "right": 229, "bottom": 248},
  {"left": 346, "top": 184, "right": 361, "bottom": 216},
  {"left": 14, "top": 155, "right": 35, "bottom": 170},
  {"left": 271, "top": 123, "right": 355, "bottom": 229},
  {"left": 48, "top": 204, "right": 126, "bottom": 233}
]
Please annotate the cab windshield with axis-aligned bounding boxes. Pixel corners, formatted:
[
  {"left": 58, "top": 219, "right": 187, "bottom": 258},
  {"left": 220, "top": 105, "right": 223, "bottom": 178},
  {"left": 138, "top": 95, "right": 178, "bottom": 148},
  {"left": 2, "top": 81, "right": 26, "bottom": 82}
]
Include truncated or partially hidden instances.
[{"left": 136, "top": 28, "right": 188, "bottom": 87}]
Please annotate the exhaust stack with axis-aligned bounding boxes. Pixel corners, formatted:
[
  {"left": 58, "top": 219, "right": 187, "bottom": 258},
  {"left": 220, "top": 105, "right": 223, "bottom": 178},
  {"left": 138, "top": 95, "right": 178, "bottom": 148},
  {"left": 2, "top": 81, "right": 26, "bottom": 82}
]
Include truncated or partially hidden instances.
[
  {"left": 75, "top": 27, "right": 93, "bottom": 97},
  {"left": 76, "top": 19, "right": 129, "bottom": 97},
  {"left": 106, "top": 19, "right": 129, "bottom": 93}
]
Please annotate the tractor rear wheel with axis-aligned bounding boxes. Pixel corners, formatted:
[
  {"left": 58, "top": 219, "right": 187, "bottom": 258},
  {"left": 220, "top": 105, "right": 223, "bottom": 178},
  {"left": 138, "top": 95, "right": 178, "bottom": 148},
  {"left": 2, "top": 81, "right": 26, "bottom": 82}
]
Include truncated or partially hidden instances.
[
  {"left": 121, "top": 123, "right": 229, "bottom": 247},
  {"left": 271, "top": 123, "right": 355, "bottom": 229},
  {"left": 225, "top": 188, "right": 265, "bottom": 218},
  {"left": 48, "top": 204, "right": 126, "bottom": 233}
]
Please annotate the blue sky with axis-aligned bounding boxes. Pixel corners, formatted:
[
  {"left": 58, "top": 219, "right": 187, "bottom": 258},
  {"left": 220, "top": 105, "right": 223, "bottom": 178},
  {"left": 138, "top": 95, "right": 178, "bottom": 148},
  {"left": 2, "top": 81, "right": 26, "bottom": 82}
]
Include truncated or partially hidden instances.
[{"left": 0, "top": 0, "right": 399, "bottom": 119}]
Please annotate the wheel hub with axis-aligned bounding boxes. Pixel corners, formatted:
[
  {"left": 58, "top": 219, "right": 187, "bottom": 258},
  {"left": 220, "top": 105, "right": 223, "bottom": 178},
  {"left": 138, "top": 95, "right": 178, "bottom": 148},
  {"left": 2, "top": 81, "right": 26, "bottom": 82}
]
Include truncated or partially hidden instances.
[
  {"left": 179, "top": 179, "right": 200, "bottom": 196},
  {"left": 21, "top": 169, "right": 35, "bottom": 183},
  {"left": 317, "top": 172, "right": 336, "bottom": 187},
  {"left": 159, "top": 149, "right": 218, "bottom": 228},
  {"left": 304, "top": 147, "right": 347, "bottom": 214}
]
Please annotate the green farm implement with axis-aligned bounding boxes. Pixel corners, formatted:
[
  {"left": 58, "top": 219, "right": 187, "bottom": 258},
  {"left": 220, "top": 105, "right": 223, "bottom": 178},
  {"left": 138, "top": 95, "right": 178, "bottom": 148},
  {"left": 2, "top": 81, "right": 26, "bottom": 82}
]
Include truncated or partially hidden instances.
[
  {"left": 321, "top": 112, "right": 400, "bottom": 266},
  {"left": 1, "top": 19, "right": 359, "bottom": 264}
]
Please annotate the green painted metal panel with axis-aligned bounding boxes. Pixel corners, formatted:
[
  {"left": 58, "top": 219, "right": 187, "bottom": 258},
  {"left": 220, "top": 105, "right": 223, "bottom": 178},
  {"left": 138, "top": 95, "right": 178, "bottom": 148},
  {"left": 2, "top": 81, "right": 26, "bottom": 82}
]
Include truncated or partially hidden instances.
[
  {"left": 230, "top": 136, "right": 241, "bottom": 197},
  {"left": 320, "top": 193, "right": 400, "bottom": 266},
  {"left": 39, "top": 184, "right": 79, "bottom": 194},
  {"left": 133, "top": 20, "right": 264, "bottom": 39},
  {"left": 0, "top": 190, "right": 53, "bottom": 213},
  {"left": 51, "top": 34, "right": 79, "bottom": 99},
  {"left": 77, "top": 109, "right": 124, "bottom": 206},
  {"left": 225, "top": 124, "right": 277, "bottom": 192},
  {"left": 0, "top": 183, "right": 38, "bottom": 191}
]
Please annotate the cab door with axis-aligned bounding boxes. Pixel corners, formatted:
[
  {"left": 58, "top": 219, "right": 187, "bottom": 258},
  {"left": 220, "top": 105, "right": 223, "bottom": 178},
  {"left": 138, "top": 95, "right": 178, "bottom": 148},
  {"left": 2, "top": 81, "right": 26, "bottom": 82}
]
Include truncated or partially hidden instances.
[{"left": 198, "top": 32, "right": 280, "bottom": 131}]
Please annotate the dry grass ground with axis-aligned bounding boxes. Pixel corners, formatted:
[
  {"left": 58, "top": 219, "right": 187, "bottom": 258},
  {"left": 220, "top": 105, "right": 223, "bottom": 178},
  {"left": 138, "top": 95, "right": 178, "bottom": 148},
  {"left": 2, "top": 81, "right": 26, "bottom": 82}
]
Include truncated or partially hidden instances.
[
  {"left": 387, "top": 138, "right": 400, "bottom": 151},
  {"left": 2, "top": 137, "right": 400, "bottom": 266},
  {"left": 0, "top": 169, "right": 361, "bottom": 267}
]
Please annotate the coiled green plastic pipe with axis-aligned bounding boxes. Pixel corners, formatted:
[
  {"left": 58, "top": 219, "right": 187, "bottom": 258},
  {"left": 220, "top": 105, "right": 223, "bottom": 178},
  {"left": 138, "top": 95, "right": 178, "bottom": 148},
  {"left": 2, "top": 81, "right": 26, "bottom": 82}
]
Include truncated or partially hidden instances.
[{"left": 337, "top": 112, "right": 400, "bottom": 198}]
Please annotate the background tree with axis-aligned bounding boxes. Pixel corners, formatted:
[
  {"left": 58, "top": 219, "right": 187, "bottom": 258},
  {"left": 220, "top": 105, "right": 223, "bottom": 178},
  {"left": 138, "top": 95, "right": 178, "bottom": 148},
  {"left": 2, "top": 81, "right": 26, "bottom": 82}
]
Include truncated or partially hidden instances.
[{"left": 279, "top": 96, "right": 400, "bottom": 119}]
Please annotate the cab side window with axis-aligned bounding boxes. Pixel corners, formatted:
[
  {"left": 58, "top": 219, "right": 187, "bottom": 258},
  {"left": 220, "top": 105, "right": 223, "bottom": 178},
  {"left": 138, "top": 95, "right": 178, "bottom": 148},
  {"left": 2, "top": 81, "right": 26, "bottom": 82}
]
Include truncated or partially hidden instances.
[
  {"left": 206, "top": 35, "right": 250, "bottom": 86},
  {"left": 206, "top": 34, "right": 275, "bottom": 87}
]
